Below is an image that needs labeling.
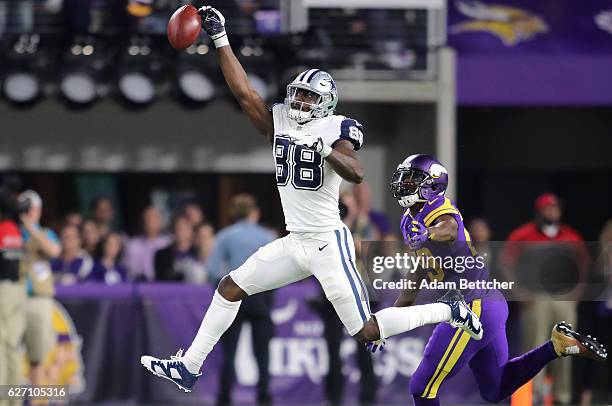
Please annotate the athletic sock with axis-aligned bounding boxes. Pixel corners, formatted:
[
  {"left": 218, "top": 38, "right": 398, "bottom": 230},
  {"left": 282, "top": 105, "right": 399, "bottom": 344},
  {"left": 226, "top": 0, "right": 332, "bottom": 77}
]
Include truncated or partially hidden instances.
[
  {"left": 374, "top": 303, "right": 451, "bottom": 339},
  {"left": 183, "top": 290, "right": 242, "bottom": 374}
]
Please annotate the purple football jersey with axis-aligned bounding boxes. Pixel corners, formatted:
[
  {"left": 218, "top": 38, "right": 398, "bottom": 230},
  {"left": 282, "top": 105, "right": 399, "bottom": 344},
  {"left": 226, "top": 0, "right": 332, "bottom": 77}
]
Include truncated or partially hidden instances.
[{"left": 402, "top": 196, "right": 491, "bottom": 302}]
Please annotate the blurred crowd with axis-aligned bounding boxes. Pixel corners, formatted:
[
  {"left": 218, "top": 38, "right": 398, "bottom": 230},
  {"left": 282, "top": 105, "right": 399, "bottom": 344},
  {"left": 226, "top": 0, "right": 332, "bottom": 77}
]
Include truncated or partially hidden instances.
[
  {"left": 37, "top": 182, "right": 397, "bottom": 287},
  {"left": 48, "top": 195, "right": 214, "bottom": 285}
]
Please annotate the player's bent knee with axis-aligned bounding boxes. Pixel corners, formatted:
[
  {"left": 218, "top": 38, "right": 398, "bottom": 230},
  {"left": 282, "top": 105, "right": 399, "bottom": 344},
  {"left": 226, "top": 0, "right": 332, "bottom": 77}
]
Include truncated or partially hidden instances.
[
  {"left": 217, "top": 275, "right": 247, "bottom": 302},
  {"left": 354, "top": 329, "right": 369, "bottom": 344},
  {"left": 408, "top": 371, "right": 429, "bottom": 398},
  {"left": 354, "top": 319, "right": 378, "bottom": 343},
  {"left": 409, "top": 382, "right": 424, "bottom": 397}
]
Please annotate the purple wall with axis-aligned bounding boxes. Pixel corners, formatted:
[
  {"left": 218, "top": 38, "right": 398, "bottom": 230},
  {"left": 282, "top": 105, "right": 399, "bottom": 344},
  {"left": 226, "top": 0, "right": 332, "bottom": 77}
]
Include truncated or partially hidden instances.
[{"left": 448, "top": 0, "right": 612, "bottom": 105}]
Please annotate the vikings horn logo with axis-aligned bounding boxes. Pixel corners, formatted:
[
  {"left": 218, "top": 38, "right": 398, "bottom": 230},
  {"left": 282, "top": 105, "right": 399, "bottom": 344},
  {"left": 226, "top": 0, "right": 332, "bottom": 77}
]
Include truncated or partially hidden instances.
[
  {"left": 429, "top": 163, "right": 447, "bottom": 179},
  {"left": 23, "top": 300, "right": 86, "bottom": 395},
  {"left": 450, "top": 0, "right": 548, "bottom": 46}
]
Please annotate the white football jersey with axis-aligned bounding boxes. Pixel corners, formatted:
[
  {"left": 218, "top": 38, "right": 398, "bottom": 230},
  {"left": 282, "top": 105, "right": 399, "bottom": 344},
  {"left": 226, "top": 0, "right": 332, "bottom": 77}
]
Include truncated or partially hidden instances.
[{"left": 271, "top": 104, "right": 364, "bottom": 232}]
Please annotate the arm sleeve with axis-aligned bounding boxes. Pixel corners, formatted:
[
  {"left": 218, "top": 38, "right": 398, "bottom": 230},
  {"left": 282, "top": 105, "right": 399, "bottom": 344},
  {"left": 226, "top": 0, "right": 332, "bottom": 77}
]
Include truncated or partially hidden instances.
[
  {"left": 421, "top": 198, "right": 460, "bottom": 227},
  {"left": 334, "top": 118, "right": 364, "bottom": 151}
]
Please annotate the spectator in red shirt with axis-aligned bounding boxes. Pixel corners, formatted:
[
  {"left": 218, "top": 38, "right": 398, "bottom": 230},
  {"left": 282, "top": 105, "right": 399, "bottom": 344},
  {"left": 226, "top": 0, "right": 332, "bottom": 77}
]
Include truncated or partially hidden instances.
[
  {"left": 501, "top": 193, "right": 590, "bottom": 299},
  {"left": 0, "top": 187, "right": 26, "bottom": 398},
  {"left": 500, "top": 193, "right": 589, "bottom": 405},
  {"left": 504, "top": 193, "right": 586, "bottom": 246}
]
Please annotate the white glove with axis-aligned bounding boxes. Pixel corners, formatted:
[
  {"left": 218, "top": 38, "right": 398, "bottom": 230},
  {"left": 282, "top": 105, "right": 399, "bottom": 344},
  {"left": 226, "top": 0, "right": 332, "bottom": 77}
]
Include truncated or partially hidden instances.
[
  {"left": 292, "top": 134, "right": 333, "bottom": 158},
  {"left": 198, "top": 6, "right": 229, "bottom": 48}
]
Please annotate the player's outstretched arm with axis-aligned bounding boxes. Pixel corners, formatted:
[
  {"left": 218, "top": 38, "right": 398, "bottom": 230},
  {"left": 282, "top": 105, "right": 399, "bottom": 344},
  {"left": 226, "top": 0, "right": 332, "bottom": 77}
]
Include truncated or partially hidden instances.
[
  {"left": 199, "top": 6, "right": 273, "bottom": 141},
  {"left": 216, "top": 47, "right": 273, "bottom": 139}
]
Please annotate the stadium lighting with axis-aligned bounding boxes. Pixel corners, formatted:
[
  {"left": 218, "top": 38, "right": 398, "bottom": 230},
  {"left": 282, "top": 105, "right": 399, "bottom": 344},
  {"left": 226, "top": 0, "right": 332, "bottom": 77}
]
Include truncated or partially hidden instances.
[
  {"left": 117, "top": 37, "right": 160, "bottom": 106},
  {"left": 233, "top": 41, "right": 274, "bottom": 103},
  {"left": 2, "top": 35, "right": 42, "bottom": 105},
  {"left": 185, "top": 43, "right": 210, "bottom": 56},
  {"left": 60, "top": 37, "right": 102, "bottom": 106},
  {"left": 60, "top": 72, "right": 97, "bottom": 105},
  {"left": 174, "top": 40, "right": 216, "bottom": 107},
  {"left": 177, "top": 70, "right": 215, "bottom": 104},
  {"left": 118, "top": 72, "right": 155, "bottom": 105},
  {"left": 3, "top": 72, "right": 40, "bottom": 104}
]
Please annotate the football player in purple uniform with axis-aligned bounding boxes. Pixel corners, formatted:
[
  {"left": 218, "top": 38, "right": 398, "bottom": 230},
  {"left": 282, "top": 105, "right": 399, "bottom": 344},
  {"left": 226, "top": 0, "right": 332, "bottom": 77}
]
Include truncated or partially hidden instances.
[{"left": 389, "top": 154, "right": 607, "bottom": 405}]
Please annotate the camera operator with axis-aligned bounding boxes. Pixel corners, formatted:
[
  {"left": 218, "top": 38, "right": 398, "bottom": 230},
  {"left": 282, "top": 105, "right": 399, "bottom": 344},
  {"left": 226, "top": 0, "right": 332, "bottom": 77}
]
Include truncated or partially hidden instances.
[
  {"left": 0, "top": 186, "right": 26, "bottom": 406},
  {"left": 18, "top": 190, "right": 61, "bottom": 391}
]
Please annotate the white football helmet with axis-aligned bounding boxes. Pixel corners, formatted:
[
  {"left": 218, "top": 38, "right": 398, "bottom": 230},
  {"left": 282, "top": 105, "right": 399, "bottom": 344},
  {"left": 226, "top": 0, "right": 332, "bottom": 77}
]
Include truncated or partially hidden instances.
[{"left": 284, "top": 69, "right": 338, "bottom": 124}]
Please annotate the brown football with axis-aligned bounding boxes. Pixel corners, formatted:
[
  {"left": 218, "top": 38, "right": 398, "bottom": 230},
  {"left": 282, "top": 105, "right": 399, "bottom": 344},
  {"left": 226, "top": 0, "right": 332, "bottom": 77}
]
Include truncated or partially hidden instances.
[{"left": 167, "top": 5, "right": 202, "bottom": 50}]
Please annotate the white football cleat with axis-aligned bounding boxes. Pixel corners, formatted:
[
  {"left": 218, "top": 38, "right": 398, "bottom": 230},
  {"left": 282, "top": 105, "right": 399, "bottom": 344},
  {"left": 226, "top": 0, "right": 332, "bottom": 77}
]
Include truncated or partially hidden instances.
[
  {"left": 438, "top": 289, "right": 483, "bottom": 340},
  {"left": 140, "top": 349, "right": 201, "bottom": 392}
]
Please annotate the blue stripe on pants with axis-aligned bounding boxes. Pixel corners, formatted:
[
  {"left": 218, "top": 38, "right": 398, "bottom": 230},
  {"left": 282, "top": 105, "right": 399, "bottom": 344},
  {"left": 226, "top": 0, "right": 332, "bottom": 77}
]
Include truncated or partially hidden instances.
[
  {"left": 335, "top": 229, "right": 367, "bottom": 323},
  {"left": 342, "top": 227, "right": 371, "bottom": 315}
]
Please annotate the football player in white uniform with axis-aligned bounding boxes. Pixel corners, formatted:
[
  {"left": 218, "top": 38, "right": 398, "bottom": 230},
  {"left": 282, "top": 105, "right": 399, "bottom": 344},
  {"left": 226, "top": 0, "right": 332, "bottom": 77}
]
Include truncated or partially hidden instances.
[{"left": 140, "top": 6, "right": 483, "bottom": 392}]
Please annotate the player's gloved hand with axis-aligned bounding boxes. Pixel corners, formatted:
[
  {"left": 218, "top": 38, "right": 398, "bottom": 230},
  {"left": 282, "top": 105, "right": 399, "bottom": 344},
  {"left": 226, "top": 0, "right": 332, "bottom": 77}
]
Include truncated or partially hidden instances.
[
  {"left": 292, "top": 134, "right": 333, "bottom": 158},
  {"left": 402, "top": 213, "right": 429, "bottom": 251},
  {"left": 366, "top": 338, "right": 386, "bottom": 353},
  {"left": 400, "top": 212, "right": 412, "bottom": 240},
  {"left": 198, "top": 6, "right": 229, "bottom": 48}
]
